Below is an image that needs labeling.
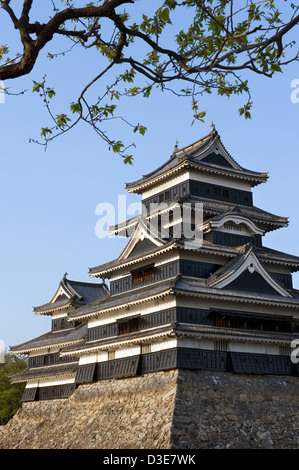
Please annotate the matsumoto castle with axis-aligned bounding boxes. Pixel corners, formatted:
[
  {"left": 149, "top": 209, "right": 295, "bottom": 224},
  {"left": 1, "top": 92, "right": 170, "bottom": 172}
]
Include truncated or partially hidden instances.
[{"left": 10, "top": 126, "right": 299, "bottom": 402}]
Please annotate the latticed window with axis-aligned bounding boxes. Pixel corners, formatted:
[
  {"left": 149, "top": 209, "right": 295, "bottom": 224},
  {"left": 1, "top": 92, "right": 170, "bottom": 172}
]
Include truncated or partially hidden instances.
[
  {"left": 279, "top": 345, "right": 291, "bottom": 356},
  {"left": 211, "top": 312, "right": 291, "bottom": 333},
  {"left": 117, "top": 317, "right": 140, "bottom": 335},
  {"left": 108, "top": 350, "right": 115, "bottom": 360},
  {"left": 131, "top": 266, "right": 155, "bottom": 285},
  {"left": 214, "top": 341, "right": 229, "bottom": 352},
  {"left": 224, "top": 223, "right": 242, "bottom": 232},
  {"left": 141, "top": 344, "right": 151, "bottom": 354}
]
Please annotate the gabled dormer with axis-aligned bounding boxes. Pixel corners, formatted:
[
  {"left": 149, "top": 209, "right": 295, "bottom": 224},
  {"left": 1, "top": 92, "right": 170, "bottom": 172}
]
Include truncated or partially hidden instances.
[
  {"left": 33, "top": 274, "right": 109, "bottom": 332},
  {"left": 207, "top": 244, "right": 293, "bottom": 298},
  {"left": 117, "top": 219, "right": 165, "bottom": 262}
]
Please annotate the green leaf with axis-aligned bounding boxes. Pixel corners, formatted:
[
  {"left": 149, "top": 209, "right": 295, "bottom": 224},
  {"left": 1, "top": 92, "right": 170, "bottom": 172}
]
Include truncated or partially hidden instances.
[
  {"left": 271, "top": 63, "right": 282, "bottom": 73},
  {"left": 123, "top": 155, "right": 133, "bottom": 165},
  {"left": 111, "top": 140, "right": 124, "bottom": 153},
  {"left": 56, "top": 113, "right": 71, "bottom": 128},
  {"left": 32, "top": 81, "right": 43, "bottom": 93},
  {"left": 133, "top": 124, "right": 147, "bottom": 135},
  {"left": 40, "top": 127, "right": 52, "bottom": 137},
  {"left": 157, "top": 7, "right": 170, "bottom": 22},
  {"left": 70, "top": 101, "right": 81, "bottom": 114},
  {"left": 46, "top": 87, "right": 56, "bottom": 99}
]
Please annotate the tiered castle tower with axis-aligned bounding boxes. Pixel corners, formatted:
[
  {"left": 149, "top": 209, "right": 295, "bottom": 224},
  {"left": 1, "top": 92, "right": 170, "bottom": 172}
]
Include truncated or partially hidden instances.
[{"left": 10, "top": 126, "right": 299, "bottom": 401}]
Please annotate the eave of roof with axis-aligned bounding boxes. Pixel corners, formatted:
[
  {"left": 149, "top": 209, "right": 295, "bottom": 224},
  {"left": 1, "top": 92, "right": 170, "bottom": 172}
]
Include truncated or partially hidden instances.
[
  {"left": 174, "top": 275, "right": 299, "bottom": 309},
  {"left": 175, "top": 322, "right": 297, "bottom": 345},
  {"left": 108, "top": 197, "right": 288, "bottom": 238},
  {"left": 255, "top": 246, "right": 299, "bottom": 271},
  {"left": 63, "top": 319, "right": 296, "bottom": 357},
  {"left": 68, "top": 278, "right": 177, "bottom": 321},
  {"left": 10, "top": 323, "right": 87, "bottom": 354},
  {"left": 126, "top": 159, "right": 268, "bottom": 194},
  {"left": 206, "top": 244, "right": 293, "bottom": 297},
  {"left": 9, "top": 362, "right": 78, "bottom": 383},
  {"left": 89, "top": 234, "right": 299, "bottom": 279},
  {"left": 33, "top": 274, "right": 109, "bottom": 315},
  {"left": 60, "top": 324, "right": 176, "bottom": 356},
  {"left": 189, "top": 197, "right": 288, "bottom": 230},
  {"left": 33, "top": 298, "right": 74, "bottom": 316},
  {"left": 89, "top": 240, "right": 176, "bottom": 277},
  {"left": 126, "top": 128, "right": 268, "bottom": 193}
]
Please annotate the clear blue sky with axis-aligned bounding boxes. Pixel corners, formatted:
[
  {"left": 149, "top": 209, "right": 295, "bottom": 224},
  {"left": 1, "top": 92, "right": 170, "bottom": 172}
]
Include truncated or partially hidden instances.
[{"left": 0, "top": 2, "right": 298, "bottom": 350}]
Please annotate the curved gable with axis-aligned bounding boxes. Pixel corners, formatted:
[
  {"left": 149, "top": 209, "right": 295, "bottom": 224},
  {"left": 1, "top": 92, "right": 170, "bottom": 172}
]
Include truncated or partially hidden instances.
[{"left": 208, "top": 248, "right": 292, "bottom": 298}]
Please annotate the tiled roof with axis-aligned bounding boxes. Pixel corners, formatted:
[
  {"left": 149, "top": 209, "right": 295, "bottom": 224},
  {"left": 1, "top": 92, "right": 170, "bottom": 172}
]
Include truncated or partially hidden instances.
[
  {"left": 89, "top": 234, "right": 299, "bottom": 278},
  {"left": 89, "top": 240, "right": 176, "bottom": 277},
  {"left": 69, "top": 278, "right": 177, "bottom": 320},
  {"left": 33, "top": 275, "right": 109, "bottom": 315},
  {"left": 61, "top": 323, "right": 175, "bottom": 355},
  {"left": 204, "top": 243, "right": 293, "bottom": 299},
  {"left": 174, "top": 322, "right": 297, "bottom": 343},
  {"left": 108, "top": 197, "right": 287, "bottom": 239},
  {"left": 10, "top": 323, "right": 87, "bottom": 353},
  {"left": 255, "top": 246, "right": 299, "bottom": 269},
  {"left": 9, "top": 362, "right": 78, "bottom": 383},
  {"left": 62, "top": 320, "right": 296, "bottom": 357},
  {"left": 205, "top": 243, "right": 254, "bottom": 285},
  {"left": 126, "top": 126, "right": 268, "bottom": 192},
  {"left": 174, "top": 275, "right": 299, "bottom": 308},
  {"left": 187, "top": 196, "right": 288, "bottom": 230}
]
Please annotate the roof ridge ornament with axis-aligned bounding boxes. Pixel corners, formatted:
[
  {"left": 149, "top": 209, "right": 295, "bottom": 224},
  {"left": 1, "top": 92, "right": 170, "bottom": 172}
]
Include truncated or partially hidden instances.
[{"left": 210, "top": 121, "right": 218, "bottom": 137}]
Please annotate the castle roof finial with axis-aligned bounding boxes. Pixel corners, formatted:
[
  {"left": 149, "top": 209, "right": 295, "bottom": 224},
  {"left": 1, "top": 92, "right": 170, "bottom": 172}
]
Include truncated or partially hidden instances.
[{"left": 174, "top": 140, "right": 179, "bottom": 152}]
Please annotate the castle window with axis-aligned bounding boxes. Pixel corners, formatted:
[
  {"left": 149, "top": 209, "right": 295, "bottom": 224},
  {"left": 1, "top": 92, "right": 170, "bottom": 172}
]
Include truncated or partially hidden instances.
[
  {"left": 211, "top": 311, "right": 292, "bottom": 333},
  {"left": 214, "top": 340, "right": 228, "bottom": 352},
  {"left": 142, "top": 344, "right": 151, "bottom": 354},
  {"left": 117, "top": 316, "right": 140, "bottom": 335},
  {"left": 279, "top": 346, "right": 291, "bottom": 356},
  {"left": 224, "top": 223, "right": 242, "bottom": 232},
  {"left": 108, "top": 351, "right": 115, "bottom": 360},
  {"left": 132, "top": 265, "right": 155, "bottom": 285}
]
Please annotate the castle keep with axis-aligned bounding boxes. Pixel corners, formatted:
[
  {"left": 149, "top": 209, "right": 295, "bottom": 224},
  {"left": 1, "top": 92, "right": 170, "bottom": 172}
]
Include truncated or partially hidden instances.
[{"left": 9, "top": 126, "right": 299, "bottom": 402}]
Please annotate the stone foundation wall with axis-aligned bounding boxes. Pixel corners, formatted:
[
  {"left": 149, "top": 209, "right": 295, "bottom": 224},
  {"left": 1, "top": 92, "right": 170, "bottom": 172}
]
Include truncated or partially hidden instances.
[
  {"left": 0, "top": 371, "right": 177, "bottom": 449},
  {"left": 171, "top": 370, "right": 299, "bottom": 449},
  {"left": 1, "top": 369, "right": 299, "bottom": 449}
]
